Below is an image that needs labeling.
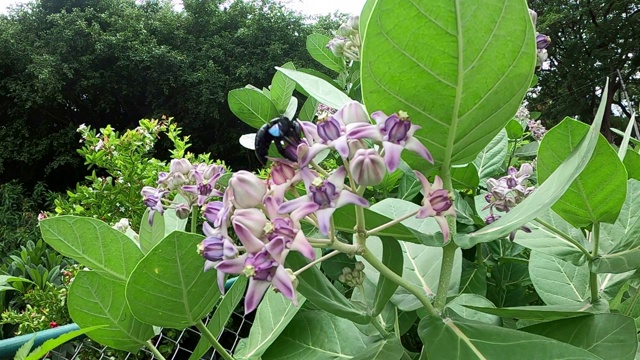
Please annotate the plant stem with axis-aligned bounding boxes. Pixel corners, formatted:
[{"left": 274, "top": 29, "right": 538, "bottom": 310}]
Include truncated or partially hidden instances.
[
  {"left": 144, "top": 341, "right": 167, "bottom": 360},
  {"left": 196, "top": 320, "right": 235, "bottom": 360},
  {"left": 366, "top": 209, "right": 420, "bottom": 236},
  {"left": 534, "top": 218, "right": 592, "bottom": 260},
  {"left": 589, "top": 222, "right": 601, "bottom": 303},
  {"left": 506, "top": 138, "right": 519, "bottom": 169},
  {"left": 293, "top": 250, "right": 340, "bottom": 276},
  {"left": 190, "top": 206, "right": 199, "bottom": 233},
  {"left": 330, "top": 239, "right": 359, "bottom": 256},
  {"left": 434, "top": 240, "right": 457, "bottom": 312},
  {"left": 361, "top": 248, "right": 439, "bottom": 318},
  {"left": 371, "top": 316, "right": 391, "bottom": 338},
  {"left": 433, "top": 166, "right": 458, "bottom": 312}
]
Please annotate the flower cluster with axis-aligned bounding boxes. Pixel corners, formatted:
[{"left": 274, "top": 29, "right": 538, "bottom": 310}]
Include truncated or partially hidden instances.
[
  {"left": 142, "top": 101, "right": 452, "bottom": 313},
  {"left": 483, "top": 164, "right": 535, "bottom": 240},
  {"left": 327, "top": 16, "right": 361, "bottom": 61},
  {"left": 529, "top": 9, "right": 551, "bottom": 68},
  {"left": 527, "top": 119, "right": 547, "bottom": 141}
]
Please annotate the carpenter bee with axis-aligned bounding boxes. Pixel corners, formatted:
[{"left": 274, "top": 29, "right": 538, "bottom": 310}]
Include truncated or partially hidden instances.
[{"left": 254, "top": 116, "right": 302, "bottom": 165}]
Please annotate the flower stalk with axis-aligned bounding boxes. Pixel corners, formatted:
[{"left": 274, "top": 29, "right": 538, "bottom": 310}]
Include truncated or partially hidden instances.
[
  {"left": 589, "top": 222, "right": 600, "bottom": 303},
  {"left": 196, "top": 320, "right": 235, "bottom": 360},
  {"left": 433, "top": 167, "right": 458, "bottom": 312}
]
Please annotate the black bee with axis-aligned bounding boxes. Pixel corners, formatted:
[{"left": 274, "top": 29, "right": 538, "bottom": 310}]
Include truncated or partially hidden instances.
[{"left": 254, "top": 116, "right": 302, "bottom": 165}]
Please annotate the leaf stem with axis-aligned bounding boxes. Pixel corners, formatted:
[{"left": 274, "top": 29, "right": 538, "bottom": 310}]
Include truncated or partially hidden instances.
[
  {"left": 589, "top": 222, "right": 600, "bottom": 303},
  {"left": 371, "top": 315, "right": 391, "bottom": 338},
  {"left": 533, "top": 218, "right": 592, "bottom": 260},
  {"left": 144, "top": 341, "right": 167, "bottom": 360},
  {"left": 361, "top": 248, "right": 439, "bottom": 318},
  {"left": 195, "top": 320, "right": 235, "bottom": 360},
  {"left": 293, "top": 250, "right": 340, "bottom": 276},
  {"left": 190, "top": 206, "right": 199, "bottom": 234},
  {"left": 366, "top": 209, "right": 420, "bottom": 237},
  {"left": 433, "top": 166, "right": 458, "bottom": 312}
]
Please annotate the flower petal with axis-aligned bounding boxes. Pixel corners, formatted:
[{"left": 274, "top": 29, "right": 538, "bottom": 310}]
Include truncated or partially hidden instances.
[
  {"left": 290, "top": 202, "right": 320, "bottom": 222},
  {"left": 315, "top": 208, "right": 337, "bottom": 235},
  {"left": 272, "top": 265, "right": 296, "bottom": 303},
  {"left": 382, "top": 142, "right": 404, "bottom": 172},
  {"left": 370, "top": 110, "right": 389, "bottom": 125},
  {"left": 291, "top": 231, "right": 316, "bottom": 260},
  {"left": 336, "top": 190, "right": 369, "bottom": 208},
  {"left": 278, "top": 196, "right": 313, "bottom": 215},
  {"left": 405, "top": 137, "right": 434, "bottom": 164},
  {"left": 233, "top": 222, "right": 265, "bottom": 253},
  {"left": 347, "top": 123, "right": 382, "bottom": 141},
  {"left": 245, "top": 278, "right": 271, "bottom": 314},
  {"left": 435, "top": 215, "right": 450, "bottom": 243},
  {"left": 300, "top": 143, "right": 328, "bottom": 167},
  {"left": 216, "top": 256, "right": 246, "bottom": 275}
]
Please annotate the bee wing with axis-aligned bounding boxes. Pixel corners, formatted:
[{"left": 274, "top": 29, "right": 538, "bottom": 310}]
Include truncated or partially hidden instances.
[{"left": 239, "top": 133, "right": 257, "bottom": 150}]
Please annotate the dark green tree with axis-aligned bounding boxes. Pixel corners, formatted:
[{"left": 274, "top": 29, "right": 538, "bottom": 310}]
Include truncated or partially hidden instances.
[{"left": 528, "top": 0, "right": 640, "bottom": 141}]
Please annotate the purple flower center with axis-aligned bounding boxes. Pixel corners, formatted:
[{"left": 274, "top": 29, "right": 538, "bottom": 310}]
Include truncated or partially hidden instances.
[
  {"left": 429, "top": 189, "right": 453, "bottom": 214},
  {"left": 382, "top": 114, "right": 411, "bottom": 143},
  {"left": 310, "top": 181, "right": 339, "bottom": 208},
  {"left": 317, "top": 117, "right": 342, "bottom": 142},
  {"left": 144, "top": 195, "right": 160, "bottom": 209},
  {"left": 198, "top": 182, "right": 213, "bottom": 196},
  {"left": 245, "top": 249, "right": 277, "bottom": 280},
  {"left": 269, "top": 218, "right": 297, "bottom": 242},
  {"left": 199, "top": 237, "right": 225, "bottom": 262}
]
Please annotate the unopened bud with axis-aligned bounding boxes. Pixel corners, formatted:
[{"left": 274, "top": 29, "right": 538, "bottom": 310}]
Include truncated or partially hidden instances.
[
  {"left": 228, "top": 171, "right": 266, "bottom": 209},
  {"left": 350, "top": 149, "right": 386, "bottom": 186},
  {"left": 170, "top": 158, "right": 192, "bottom": 175},
  {"left": 175, "top": 203, "right": 191, "bottom": 219}
]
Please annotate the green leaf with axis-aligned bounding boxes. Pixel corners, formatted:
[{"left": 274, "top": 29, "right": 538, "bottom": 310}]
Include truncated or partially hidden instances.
[
  {"left": 306, "top": 34, "right": 344, "bottom": 73},
  {"left": 529, "top": 251, "right": 590, "bottom": 305},
  {"left": 612, "top": 127, "right": 640, "bottom": 147},
  {"left": 592, "top": 179, "right": 640, "bottom": 273},
  {"left": 361, "top": 0, "right": 535, "bottom": 171},
  {"left": 286, "top": 252, "right": 369, "bottom": 324},
  {"left": 362, "top": 237, "right": 461, "bottom": 311},
  {"left": 352, "top": 337, "right": 404, "bottom": 360},
  {"left": 228, "top": 88, "right": 280, "bottom": 129},
  {"left": 261, "top": 311, "right": 369, "bottom": 360},
  {"left": 514, "top": 141, "right": 539, "bottom": 157},
  {"left": 25, "top": 325, "right": 106, "bottom": 360},
  {"left": 373, "top": 237, "right": 403, "bottom": 316},
  {"left": 473, "top": 130, "right": 508, "bottom": 184},
  {"left": 271, "top": 62, "right": 297, "bottom": 113},
  {"left": 623, "top": 149, "right": 640, "bottom": 180},
  {"left": 465, "top": 303, "right": 598, "bottom": 321},
  {"left": 487, "top": 259, "right": 531, "bottom": 307},
  {"left": 68, "top": 271, "right": 154, "bottom": 352},
  {"left": 139, "top": 209, "right": 165, "bottom": 254},
  {"left": 506, "top": 119, "right": 524, "bottom": 139},
  {"left": 451, "top": 163, "right": 480, "bottom": 190},
  {"left": 522, "top": 314, "right": 637, "bottom": 360},
  {"left": 163, "top": 194, "right": 189, "bottom": 236},
  {"left": 299, "top": 96, "right": 319, "bottom": 121},
  {"left": 276, "top": 67, "right": 351, "bottom": 111},
  {"left": 40, "top": 216, "right": 143, "bottom": 283},
  {"left": 14, "top": 336, "right": 34, "bottom": 360},
  {"left": 459, "top": 259, "right": 487, "bottom": 296},
  {"left": 537, "top": 117, "right": 627, "bottom": 228},
  {"left": 514, "top": 208, "right": 589, "bottom": 265},
  {"left": 616, "top": 114, "right": 636, "bottom": 161},
  {"left": 234, "top": 291, "right": 306, "bottom": 359},
  {"left": 456, "top": 80, "right": 611, "bottom": 248},
  {"left": 188, "top": 276, "right": 248, "bottom": 360},
  {"left": 418, "top": 317, "right": 602, "bottom": 360},
  {"left": 126, "top": 231, "right": 220, "bottom": 329},
  {"left": 445, "top": 294, "right": 501, "bottom": 325}
]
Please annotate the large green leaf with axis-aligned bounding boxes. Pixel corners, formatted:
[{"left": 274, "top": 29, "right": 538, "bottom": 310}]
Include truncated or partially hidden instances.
[
  {"left": 234, "top": 291, "right": 306, "bottom": 359},
  {"left": 616, "top": 113, "right": 637, "bottom": 161},
  {"left": 276, "top": 67, "right": 351, "bottom": 110},
  {"left": 286, "top": 252, "right": 369, "bottom": 324},
  {"left": 352, "top": 337, "right": 404, "bottom": 360},
  {"left": 261, "top": 311, "right": 369, "bottom": 360},
  {"left": 125, "top": 231, "right": 220, "bottom": 329},
  {"left": 306, "top": 34, "right": 344, "bottom": 73},
  {"left": 445, "top": 294, "right": 501, "bottom": 326},
  {"left": 188, "top": 276, "right": 248, "bottom": 360},
  {"left": 228, "top": 88, "right": 280, "bottom": 129},
  {"left": 451, "top": 163, "right": 480, "bottom": 190},
  {"left": 465, "top": 303, "right": 599, "bottom": 321},
  {"left": 537, "top": 118, "right": 627, "bottom": 228},
  {"left": 623, "top": 149, "right": 640, "bottom": 180},
  {"left": 270, "top": 62, "right": 297, "bottom": 113},
  {"left": 163, "top": 193, "right": 189, "bottom": 237},
  {"left": 24, "top": 326, "right": 106, "bottom": 360},
  {"left": 529, "top": 251, "right": 590, "bottom": 305},
  {"left": 523, "top": 314, "right": 637, "bottom": 360},
  {"left": 593, "top": 179, "right": 640, "bottom": 273},
  {"left": 373, "top": 237, "right": 403, "bottom": 316},
  {"left": 418, "top": 317, "right": 603, "bottom": 360},
  {"left": 362, "top": 237, "right": 461, "bottom": 311},
  {"left": 40, "top": 216, "right": 143, "bottom": 283},
  {"left": 473, "top": 129, "right": 508, "bottom": 184},
  {"left": 459, "top": 259, "right": 487, "bottom": 296},
  {"left": 514, "top": 208, "right": 589, "bottom": 265},
  {"left": 68, "top": 271, "right": 154, "bottom": 353},
  {"left": 361, "top": 0, "right": 535, "bottom": 170},
  {"left": 456, "top": 81, "right": 611, "bottom": 248}
]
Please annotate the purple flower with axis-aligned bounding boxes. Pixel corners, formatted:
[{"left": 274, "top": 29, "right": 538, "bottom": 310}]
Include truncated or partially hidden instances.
[
  {"left": 536, "top": 34, "right": 551, "bottom": 50},
  {"left": 228, "top": 171, "right": 267, "bottom": 209},
  {"left": 263, "top": 196, "right": 315, "bottom": 260},
  {"left": 182, "top": 168, "right": 224, "bottom": 206},
  {"left": 278, "top": 167, "right": 369, "bottom": 235},
  {"left": 199, "top": 222, "right": 238, "bottom": 271},
  {"left": 349, "top": 149, "right": 386, "bottom": 186},
  {"left": 414, "top": 173, "right": 456, "bottom": 243},
  {"left": 267, "top": 159, "right": 301, "bottom": 202},
  {"left": 141, "top": 186, "right": 168, "bottom": 224},
  {"left": 348, "top": 111, "right": 433, "bottom": 172}
]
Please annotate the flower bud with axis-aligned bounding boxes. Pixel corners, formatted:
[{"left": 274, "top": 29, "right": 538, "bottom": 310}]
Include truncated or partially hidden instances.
[
  {"left": 170, "top": 158, "right": 192, "bottom": 175},
  {"left": 528, "top": 9, "right": 537, "bottom": 27},
  {"left": 326, "top": 37, "right": 346, "bottom": 57},
  {"left": 168, "top": 172, "right": 187, "bottom": 190},
  {"left": 517, "top": 163, "right": 534, "bottom": 177},
  {"left": 203, "top": 201, "right": 223, "bottom": 224},
  {"left": 229, "top": 171, "right": 266, "bottom": 209},
  {"left": 232, "top": 208, "right": 268, "bottom": 239},
  {"left": 334, "top": 101, "right": 369, "bottom": 125},
  {"left": 536, "top": 34, "right": 551, "bottom": 50},
  {"left": 350, "top": 149, "right": 386, "bottom": 186},
  {"left": 347, "top": 16, "right": 359, "bottom": 31},
  {"left": 271, "top": 161, "right": 296, "bottom": 185},
  {"left": 175, "top": 203, "right": 191, "bottom": 219},
  {"left": 337, "top": 24, "right": 351, "bottom": 36}
]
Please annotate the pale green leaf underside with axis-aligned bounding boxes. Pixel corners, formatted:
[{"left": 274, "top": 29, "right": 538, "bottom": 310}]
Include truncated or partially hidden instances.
[{"left": 361, "top": 0, "right": 535, "bottom": 169}]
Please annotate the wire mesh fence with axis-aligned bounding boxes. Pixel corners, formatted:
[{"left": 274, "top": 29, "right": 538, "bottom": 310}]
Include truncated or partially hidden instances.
[{"left": 46, "top": 306, "right": 254, "bottom": 360}]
